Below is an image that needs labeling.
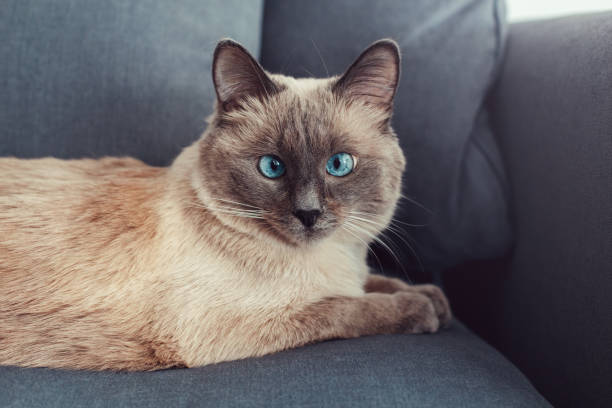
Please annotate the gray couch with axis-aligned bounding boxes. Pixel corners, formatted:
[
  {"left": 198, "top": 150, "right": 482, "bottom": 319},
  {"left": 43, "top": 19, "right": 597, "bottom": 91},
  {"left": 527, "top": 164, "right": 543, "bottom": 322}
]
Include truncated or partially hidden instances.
[{"left": 1, "top": 2, "right": 610, "bottom": 407}]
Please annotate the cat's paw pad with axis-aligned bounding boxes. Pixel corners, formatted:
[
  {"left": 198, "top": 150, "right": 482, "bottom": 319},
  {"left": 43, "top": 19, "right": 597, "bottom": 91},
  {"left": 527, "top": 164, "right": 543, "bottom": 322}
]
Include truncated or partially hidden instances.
[
  {"left": 391, "top": 292, "right": 440, "bottom": 334},
  {"left": 408, "top": 284, "right": 452, "bottom": 327}
]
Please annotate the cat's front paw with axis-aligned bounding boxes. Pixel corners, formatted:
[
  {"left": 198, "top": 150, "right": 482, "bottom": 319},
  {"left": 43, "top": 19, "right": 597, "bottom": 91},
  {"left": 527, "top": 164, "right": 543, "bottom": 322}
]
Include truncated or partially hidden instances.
[
  {"left": 407, "top": 284, "right": 452, "bottom": 327},
  {"left": 391, "top": 292, "right": 440, "bottom": 334},
  {"left": 365, "top": 275, "right": 452, "bottom": 327}
]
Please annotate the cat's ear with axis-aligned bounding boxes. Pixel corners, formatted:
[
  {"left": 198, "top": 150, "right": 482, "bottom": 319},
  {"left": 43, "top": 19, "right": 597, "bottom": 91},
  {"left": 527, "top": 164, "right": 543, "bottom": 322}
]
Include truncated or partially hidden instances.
[
  {"left": 212, "top": 39, "right": 278, "bottom": 111},
  {"left": 333, "top": 39, "right": 400, "bottom": 109}
]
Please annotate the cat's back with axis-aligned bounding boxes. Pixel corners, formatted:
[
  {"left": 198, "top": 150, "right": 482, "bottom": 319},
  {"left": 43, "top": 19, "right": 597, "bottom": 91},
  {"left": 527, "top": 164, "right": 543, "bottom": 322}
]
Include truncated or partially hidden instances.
[
  {"left": 0, "top": 156, "right": 165, "bottom": 281},
  {"left": 0, "top": 156, "right": 161, "bottom": 194},
  {"left": 0, "top": 156, "right": 164, "bottom": 227}
]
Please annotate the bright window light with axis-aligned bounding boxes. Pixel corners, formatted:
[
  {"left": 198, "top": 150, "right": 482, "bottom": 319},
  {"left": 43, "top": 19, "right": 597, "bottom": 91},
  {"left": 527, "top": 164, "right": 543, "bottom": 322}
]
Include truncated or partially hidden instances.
[{"left": 507, "top": 0, "right": 612, "bottom": 22}]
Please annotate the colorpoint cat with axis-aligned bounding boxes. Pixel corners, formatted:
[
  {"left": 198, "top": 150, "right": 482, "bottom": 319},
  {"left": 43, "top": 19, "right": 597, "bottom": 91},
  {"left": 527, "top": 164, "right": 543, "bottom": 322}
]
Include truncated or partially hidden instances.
[{"left": 0, "top": 39, "right": 451, "bottom": 370}]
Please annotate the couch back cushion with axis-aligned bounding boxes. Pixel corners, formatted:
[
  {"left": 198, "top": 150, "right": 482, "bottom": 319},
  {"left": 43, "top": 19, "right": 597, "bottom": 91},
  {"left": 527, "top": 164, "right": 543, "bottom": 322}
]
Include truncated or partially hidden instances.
[
  {"left": 0, "top": 0, "right": 511, "bottom": 273},
  {"left": 261, "top": 0, "right": 512, "bottom": 273},
  {"left": 0, "top": 0, "right": 263, "bottom": 166}
]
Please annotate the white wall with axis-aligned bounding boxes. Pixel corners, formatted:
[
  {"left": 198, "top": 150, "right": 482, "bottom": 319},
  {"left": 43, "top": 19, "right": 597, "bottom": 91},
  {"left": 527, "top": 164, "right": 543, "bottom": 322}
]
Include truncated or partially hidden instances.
[{"left": 507, "top": 0, "right": 612, "bottom": 22}]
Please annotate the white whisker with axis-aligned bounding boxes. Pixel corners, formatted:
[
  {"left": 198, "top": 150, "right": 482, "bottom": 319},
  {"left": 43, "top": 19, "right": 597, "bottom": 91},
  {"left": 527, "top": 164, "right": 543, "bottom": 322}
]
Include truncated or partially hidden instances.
[
  {"left": 186, "top": 201, "right": 266, "bottom": 220},
  {"left": 343, "top": 220, "right": 408, "bottom": 278},
  {"left": 398, "top": 193, "right": 433, "bottom": 214},
  {"left": 345, "top": 213, "right": 424, "bottom": 281},
  {"left": 340, "top": 225, "right": 384, "bottom": 274},
  {"left": 207, "top": 197, "right": 263, "bottom": 210},
  {"left": 347, "top": 210, "right": 426, "bottom": 228},
  {"left": 212, "top": 206, "right": 265, "bottom": 214}
]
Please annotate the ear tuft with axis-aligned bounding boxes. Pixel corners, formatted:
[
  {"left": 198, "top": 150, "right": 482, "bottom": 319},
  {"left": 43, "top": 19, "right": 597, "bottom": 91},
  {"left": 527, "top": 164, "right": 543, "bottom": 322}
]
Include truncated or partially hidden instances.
[
  {"left": 212, "top": 39, "right": 278, "bottom": 111},
  {"left": 333, "top": 39, "right": 400, "bottom": 108}
]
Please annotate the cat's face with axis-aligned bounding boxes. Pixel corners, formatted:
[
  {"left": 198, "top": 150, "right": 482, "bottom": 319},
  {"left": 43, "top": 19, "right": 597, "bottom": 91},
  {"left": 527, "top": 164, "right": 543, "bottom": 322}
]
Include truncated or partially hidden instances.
[{"left": 197, "top": 40, "right": 405, "bottom": 247}]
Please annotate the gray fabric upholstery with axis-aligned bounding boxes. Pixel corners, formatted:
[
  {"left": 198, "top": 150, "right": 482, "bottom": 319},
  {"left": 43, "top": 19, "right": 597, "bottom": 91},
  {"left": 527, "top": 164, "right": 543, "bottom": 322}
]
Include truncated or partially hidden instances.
[
  {"left": 0, "top": 0, "right": 263, "bottom": 166},
  {"left": 0, "top": 322, "right": 550, "bottom": 408},
  {"left": 261, "top": 0, "right": 512, "bottom": 273},
  {"left": 483, "top": 12, "right": 612, "bottom": 408}
]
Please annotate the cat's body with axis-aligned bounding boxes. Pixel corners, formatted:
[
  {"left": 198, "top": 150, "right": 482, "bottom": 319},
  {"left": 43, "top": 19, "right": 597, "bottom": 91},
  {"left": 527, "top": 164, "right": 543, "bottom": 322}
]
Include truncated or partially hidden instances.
[
  {"left": 0, "top": 39, "right": 451, "bottom": 370},
  {"left": 0, "top": 150, "right": 367, "bottom": 369}
]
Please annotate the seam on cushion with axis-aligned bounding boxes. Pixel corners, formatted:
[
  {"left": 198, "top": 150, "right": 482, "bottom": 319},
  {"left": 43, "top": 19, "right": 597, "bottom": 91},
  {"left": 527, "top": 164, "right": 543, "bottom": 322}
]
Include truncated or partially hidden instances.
[
  {"left": 483, "top": 0, "right": 512, "bottom": 194},
  {"left": 444, "top": 0, "right": 512, "bottom": 264},
  {"left": 462, "top": 0, "right": 510, "bottom": 198},
  {"left": 470, "top": 112, "right": 508, "bottom": 195},
  {"left": 493, "top": 0, "right": 506, "bottom": 62}
]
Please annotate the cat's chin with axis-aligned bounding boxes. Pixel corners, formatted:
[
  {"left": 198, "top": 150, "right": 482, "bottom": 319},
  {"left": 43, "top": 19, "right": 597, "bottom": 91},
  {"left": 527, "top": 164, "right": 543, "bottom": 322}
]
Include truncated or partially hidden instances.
[
  {"left": 273, "top": 229, "right": 332, "bottom": 248},
  {"left": 296, "top": 228, "right": 334, "bottom": 247},
  {"left": 262, "top": 219, "right": 335, "bottom": 248}
]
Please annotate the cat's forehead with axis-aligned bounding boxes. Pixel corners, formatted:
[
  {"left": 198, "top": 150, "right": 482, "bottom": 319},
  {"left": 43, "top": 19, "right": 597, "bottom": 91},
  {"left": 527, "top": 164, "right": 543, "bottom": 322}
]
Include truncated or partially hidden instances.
[
  {"left": 270, "top": 74, "right": 332, "bottom": 95},
  {"left": 216, "top": 73, "right": 393, "bottom": 159},
  {"left": 265, "top": 75, "right": 388, "bottom": 153}
]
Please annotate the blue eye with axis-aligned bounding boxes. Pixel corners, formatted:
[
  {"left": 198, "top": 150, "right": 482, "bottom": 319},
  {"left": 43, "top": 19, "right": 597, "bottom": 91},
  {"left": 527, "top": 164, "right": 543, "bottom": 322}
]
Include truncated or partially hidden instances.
[
  {"left": 326, "top": 153, "right": 354, "bottom": 177},
  {"left": 258, "top": 155, "right": 286, "bottom": 178}
]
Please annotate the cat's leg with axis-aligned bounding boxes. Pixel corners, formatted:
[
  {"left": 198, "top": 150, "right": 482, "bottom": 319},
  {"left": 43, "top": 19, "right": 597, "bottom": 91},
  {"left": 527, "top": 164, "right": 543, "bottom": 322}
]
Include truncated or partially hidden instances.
[
  {"left": 262, "top": 292, "right": 440, "bottom": 351},
  {"left": 364, "top": 274, "right": 452, "bottom": 326},
  {"left": 286, "top": 292, "right": 439, "bottom": 342},
  {"left": 364, "top": 273, "right": 413, "bottom": 293},
  {"left": 180, "top": 291, "right": 443, "bottom": 368}
]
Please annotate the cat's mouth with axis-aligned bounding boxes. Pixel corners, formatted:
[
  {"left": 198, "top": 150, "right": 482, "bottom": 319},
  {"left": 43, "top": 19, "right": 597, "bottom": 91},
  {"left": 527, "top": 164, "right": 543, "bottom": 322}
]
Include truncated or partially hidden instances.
[{"left": 261, "top": 213, "right": 337, "bottom": 247}]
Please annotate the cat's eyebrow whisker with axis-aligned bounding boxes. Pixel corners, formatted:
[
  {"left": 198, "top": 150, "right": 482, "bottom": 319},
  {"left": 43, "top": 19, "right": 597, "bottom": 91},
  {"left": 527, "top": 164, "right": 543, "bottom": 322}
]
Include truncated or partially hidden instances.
[
  {"left": 301, "top": 66, "right": 316, "bottom": 77},
  {"left": 310, "top": 38, "right": 329, "bottom": 77}
]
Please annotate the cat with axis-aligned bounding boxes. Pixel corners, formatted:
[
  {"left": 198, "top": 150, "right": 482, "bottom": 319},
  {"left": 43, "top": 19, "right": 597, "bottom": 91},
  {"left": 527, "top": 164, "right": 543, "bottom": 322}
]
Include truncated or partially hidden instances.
[{"left": 0, "top": 38, "right": 451, "bottom": 371}]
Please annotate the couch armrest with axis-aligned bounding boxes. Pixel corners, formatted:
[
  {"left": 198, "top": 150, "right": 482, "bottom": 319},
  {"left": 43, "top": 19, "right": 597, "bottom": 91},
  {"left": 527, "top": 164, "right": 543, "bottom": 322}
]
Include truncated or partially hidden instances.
[{"left": 481, "top": 12, "right": 612, "bottom": 408}]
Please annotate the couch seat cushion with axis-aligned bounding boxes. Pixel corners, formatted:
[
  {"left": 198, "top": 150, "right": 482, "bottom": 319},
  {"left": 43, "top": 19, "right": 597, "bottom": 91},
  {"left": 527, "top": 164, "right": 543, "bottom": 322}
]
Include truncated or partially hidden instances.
[{"left": 0, "top": 322, "right": 550, "bottom": 407}]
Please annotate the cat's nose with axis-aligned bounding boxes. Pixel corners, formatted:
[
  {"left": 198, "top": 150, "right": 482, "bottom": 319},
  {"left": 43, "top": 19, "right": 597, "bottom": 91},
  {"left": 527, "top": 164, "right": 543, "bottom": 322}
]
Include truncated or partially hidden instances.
[{"left": 293, "top": 209, "right": 322, "bottom": 228}]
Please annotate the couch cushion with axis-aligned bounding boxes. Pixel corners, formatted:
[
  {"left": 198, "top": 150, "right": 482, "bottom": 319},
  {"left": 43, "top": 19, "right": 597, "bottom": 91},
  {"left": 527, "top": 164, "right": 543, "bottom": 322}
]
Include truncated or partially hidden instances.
[
  {"left": 261, "top": 0, "right": 512, "bottom": 273},
  {"left": 0, "top": 322, "right": 550, "bottom": 407},
  {"left": 0, "top": 0, "right": 263, "bottom": 166}
]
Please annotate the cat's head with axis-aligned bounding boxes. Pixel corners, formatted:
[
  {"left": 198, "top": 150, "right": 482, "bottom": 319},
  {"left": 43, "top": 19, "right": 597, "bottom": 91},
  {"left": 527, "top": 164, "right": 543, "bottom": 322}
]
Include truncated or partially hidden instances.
[{"left": 195, "top": 39, "right": 405, "bottom": 247}]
